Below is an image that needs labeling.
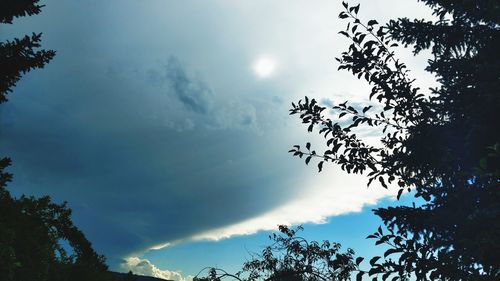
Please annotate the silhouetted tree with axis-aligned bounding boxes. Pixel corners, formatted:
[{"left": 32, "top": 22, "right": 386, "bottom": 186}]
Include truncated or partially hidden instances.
[
  {"left": 0, "top": 0, "right": 55, "bottom": 103},
  {"left": 0, "top": 2, "right": 115, "bottom": 281},
  {"left": 122, "top": 271, "right": 138, "bottom": 281},
  {"left": 0, "top": 161, "right": 116, "bottom": 281},
  {"left": 195, "top": 1, "right": 498, "bottom": 280},
  {"left": 289, "top": 1, "right": 499, "bottom": 280},
  {"left": 194, "top": 226, "right": 357, "bottom": 281}
]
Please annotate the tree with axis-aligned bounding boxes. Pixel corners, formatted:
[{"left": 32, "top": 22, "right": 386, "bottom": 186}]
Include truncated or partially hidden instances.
[
  {"left": 0, "top": 158, "right": 115, "bottom": 281},
  {"left": 123, "top": 271, "right": 139, "bottom": 281},
  {"left": 0, "top": 2, "right": 115, "bottom": 281},
  {"left": 194, "top": 225, "right": 358, "bottom": 281},
  {"left": 0, "top": 0, "right": 55, "bottom": 103},
  {"left": 288, "top": 1, "right": 499, "bottom": 280}
]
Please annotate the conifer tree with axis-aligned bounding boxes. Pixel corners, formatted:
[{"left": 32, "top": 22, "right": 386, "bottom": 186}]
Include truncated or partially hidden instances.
[
  {"left": 0, "top": 2, "right": 115, "bottom": 280},
  {"left": 0, "top": 0, "right": 55, "bottom": 103}
]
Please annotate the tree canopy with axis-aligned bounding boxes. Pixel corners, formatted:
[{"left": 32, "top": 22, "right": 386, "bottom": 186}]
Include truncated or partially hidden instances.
[
  {"left": 198, "top": 0, "right": 499, "bottom": 280},
  {"left": 288, "top": 0, "right": 499, "bottom": 280},
  {"left": 194, "top": 225, "right": 357, "bottom": 281},
  {"left": 0, "top": 158, "right": 115, "bottom": 281}
]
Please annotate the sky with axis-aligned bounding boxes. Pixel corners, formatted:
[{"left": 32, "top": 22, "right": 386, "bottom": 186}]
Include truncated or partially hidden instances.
[{"left": 0, "top": 0, "right": 436, "bottom": 280}]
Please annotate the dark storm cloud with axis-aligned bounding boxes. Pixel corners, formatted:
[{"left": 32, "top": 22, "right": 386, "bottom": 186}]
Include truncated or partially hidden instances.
[
  {"left": 0, "top": 69, "right": 295, "bottom": 265},
  {"left": 0, "top": 33, "right": 296, "bottom": 268}
]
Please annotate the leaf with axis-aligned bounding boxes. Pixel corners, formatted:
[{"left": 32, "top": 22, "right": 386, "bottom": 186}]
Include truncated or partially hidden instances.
[
  {"left": 339, "top": 12, "right": 349, "bottom": 19},
  {"left": 306, "top": 142, "right": 311, "bottom": 150},
  {"left": 356, "top": 257, "right": 364, "bottom": 265},
  {"left": 318, "top": 161, "right": 324, "bottom": 172},
  {"left": 327, "top": 138, "right": 334, "bottom": 146},
  {"left": 368, "top": 20, "right": 378, "bottom": 26},
  {"left": 305, "top": 156, "right": 312, "bottom": 165},
  {"left": 368, "top": 267, "right": 379, "bottom": 276},
  {"left": 369, "top": 256, "right": 380, "bottom": 266},
  {"left": 397, "top": 188, "right": 404, "bottom": 200},
  {"left": 363, "top": 106, "right": 372, "bottom": 113},
  {"left": 376, "top": 236, "right": 388, "bottom": 245},
  {"left": 358, "top": 34, "right": 367, "bottom": 44},
  {"left": 379, "top": 176, "right": 388, "bottom": 188},
  {"left": 384, "top": 248, "right": 402, "bottom": 258},
  {"left": 339, "top": 31, "right": 349, "bottom": 37},
  {"left": 350, "top": 4, "right": 360, "bottom": 14},
  {"left": 356, "top": 271, "right": 364, "bottom": 281}
]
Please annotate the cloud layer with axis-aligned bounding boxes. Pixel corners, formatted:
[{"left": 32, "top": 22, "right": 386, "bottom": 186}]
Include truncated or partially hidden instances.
[
  {"left": 0, "top": 0, "right": 433, "bottom": 273},
  {"left": 149, "top": 166, "right": 394, "bottom": 247}
]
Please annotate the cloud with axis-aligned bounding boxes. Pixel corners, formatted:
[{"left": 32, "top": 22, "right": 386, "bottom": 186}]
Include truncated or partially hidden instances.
[
  {"left": 153, "top": 166, "right": 394, "bottom": 244},
  {"left": 133, "top": 56, "right": 262, "bottom": 132},
  {"left": 0, "top": 0, "right": 432, "bottom": 272},
  {"left": 162, "top": 57, "right": 214, "bottom": 114},
  {"left": 121, "top": 257, "right": 193, "bottom": 281},
  {"left": 209, "top": 100, "right": 259, "bottom": 131}
]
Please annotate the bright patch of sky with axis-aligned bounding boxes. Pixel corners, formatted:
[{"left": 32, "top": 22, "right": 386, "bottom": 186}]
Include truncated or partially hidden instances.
[
  {"left": 0, "top": 0, "right": 436, "bottom": 278},
  {"left": 253, "top": 56, "right": 277, "bottom": 78}
]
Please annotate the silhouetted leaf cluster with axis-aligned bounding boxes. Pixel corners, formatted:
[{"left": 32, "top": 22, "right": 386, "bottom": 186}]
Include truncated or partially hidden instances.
[
  {"left": 289, "top": 1, "right": 499, "bottom": 280},
  {"left": 195, "top": 0, "right": 499, "bottom": 279},
  {"left": 194, "top": 225, "right": 358, "bottom": 281}
]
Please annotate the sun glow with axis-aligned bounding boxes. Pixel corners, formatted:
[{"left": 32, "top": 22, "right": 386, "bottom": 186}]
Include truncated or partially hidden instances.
[{"left": 253, "top": 57, "right": 276, "bottom": 78}]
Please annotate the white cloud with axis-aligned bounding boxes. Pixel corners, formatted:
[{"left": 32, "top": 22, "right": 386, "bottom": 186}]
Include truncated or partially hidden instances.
[
  {"left": 121, "top": 257, "right": 193, "bottom": 281},
  {"left": 149, "top": 242, "right": 172, "bottom": 251}
]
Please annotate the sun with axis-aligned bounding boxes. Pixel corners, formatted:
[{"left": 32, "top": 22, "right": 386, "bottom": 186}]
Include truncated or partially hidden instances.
[{"left": 253, "top": 57, "right": 276, "bottom": 78}]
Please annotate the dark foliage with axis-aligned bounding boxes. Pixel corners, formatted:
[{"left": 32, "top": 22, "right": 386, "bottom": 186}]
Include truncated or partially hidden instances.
[
  {"left": 0, "top": 2, "right": 115, "bottom": 281},
  {"left": 0, "top": 0, "right": 55, "bottom": 103},
  {"left": 0, "top": 0, "right": 43, "bottom": 24},
  {"left": 114, "top": 271, "right": 173, "bottom": 281},
  {"left": 124, "top": 271, "right": 139, "bottom": 281},
  {"left": 0, "top": 159, "right": 115, "bottom": 281},
  {"left": 195, "top": 1, "right": 498, "bottom": 280},
  {"left": 114, "top": 271, "right": 139, "bottom": 281},
  {"left": 289, "top": 0, "right": 499, "bottom": 280},
  {"left": 194, "top": 226, "right": 358, "bottom": 281}
]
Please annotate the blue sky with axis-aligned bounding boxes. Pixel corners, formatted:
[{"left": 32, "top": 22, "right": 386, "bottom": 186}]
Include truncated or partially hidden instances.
[{"left": 0, "top": 0, "right": 435, "bottom": 280}]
